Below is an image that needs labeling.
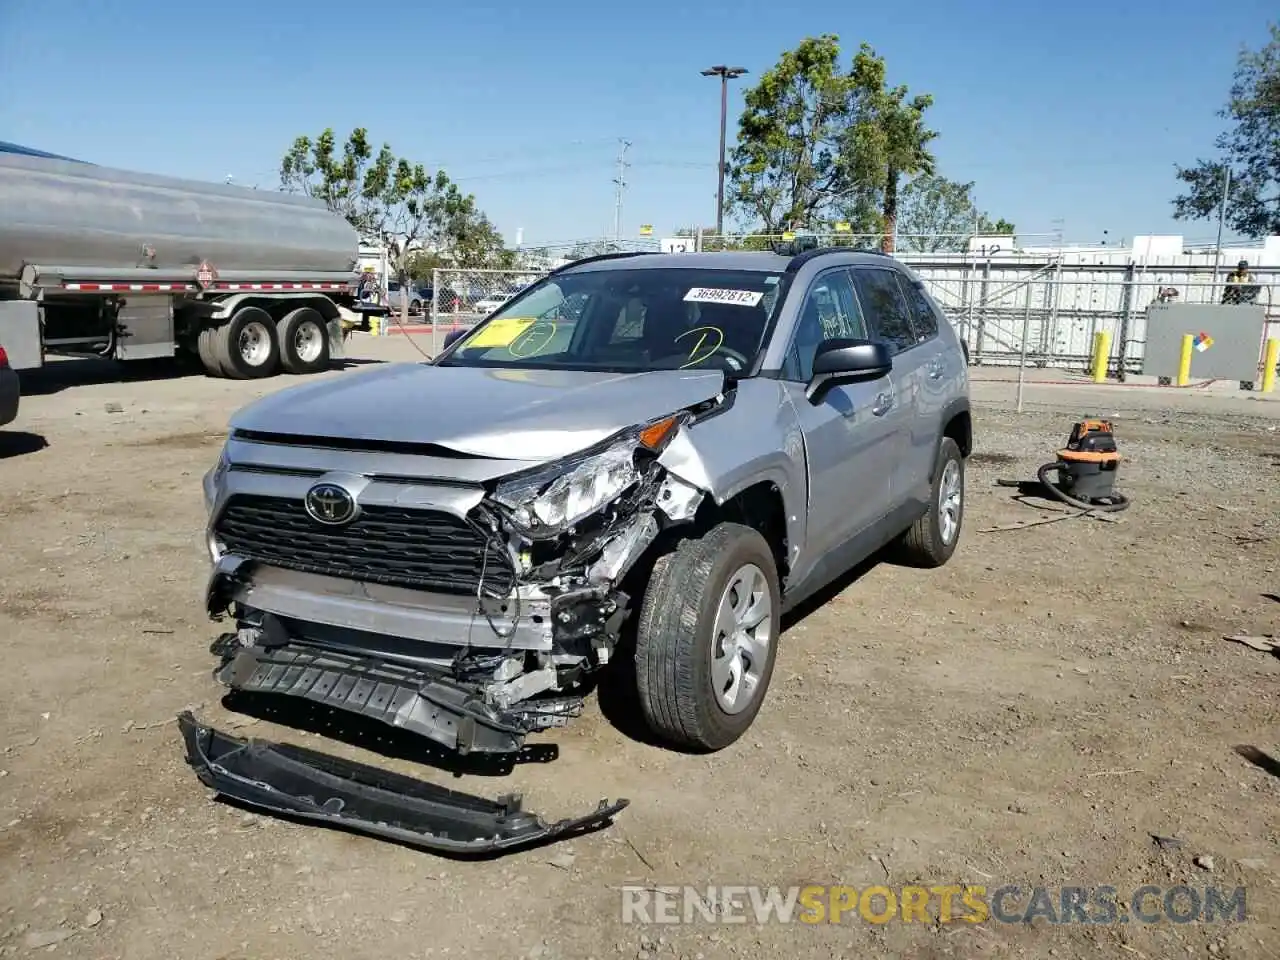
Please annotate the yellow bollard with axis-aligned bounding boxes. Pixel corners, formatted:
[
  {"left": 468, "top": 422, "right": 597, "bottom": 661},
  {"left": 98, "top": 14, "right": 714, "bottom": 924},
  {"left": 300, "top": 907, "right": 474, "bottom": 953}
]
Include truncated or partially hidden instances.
[
  {"left": 1090, "top": 330, "right": 1111, "bottom": 383},
  {"left": 1176, "top": 333, "right": 1194, "bottom": 387},
  {"left": 369, "top": 315, "right": 381, "bottom": 337},
  {"left": 1262, "top": 337, "right": 1279, "bottom": 394}
]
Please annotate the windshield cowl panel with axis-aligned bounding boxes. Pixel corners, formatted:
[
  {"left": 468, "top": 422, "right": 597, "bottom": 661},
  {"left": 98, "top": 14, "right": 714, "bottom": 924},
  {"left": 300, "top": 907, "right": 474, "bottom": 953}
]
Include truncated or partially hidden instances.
[{"left": 436, "top": 267, "right": 784, "bottom": 375}]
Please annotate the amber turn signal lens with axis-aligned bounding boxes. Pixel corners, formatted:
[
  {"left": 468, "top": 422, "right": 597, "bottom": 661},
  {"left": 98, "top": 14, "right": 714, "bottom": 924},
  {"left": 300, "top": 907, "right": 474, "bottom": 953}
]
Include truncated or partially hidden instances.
[{"left": 638, "top": 416, "right": 680, "bottom": 451}]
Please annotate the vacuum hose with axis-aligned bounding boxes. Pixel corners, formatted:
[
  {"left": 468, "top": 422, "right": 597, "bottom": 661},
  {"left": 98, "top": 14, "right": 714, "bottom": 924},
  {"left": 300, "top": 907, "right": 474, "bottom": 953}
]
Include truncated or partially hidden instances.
[{"left": 1035, "top": 461, "right": 1132, "bottom": 513}]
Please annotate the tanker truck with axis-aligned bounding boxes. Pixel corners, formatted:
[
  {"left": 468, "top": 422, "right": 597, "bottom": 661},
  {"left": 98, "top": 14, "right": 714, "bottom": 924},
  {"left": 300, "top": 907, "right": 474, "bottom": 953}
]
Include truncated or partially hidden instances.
[{"left": 0, "top": 141, "right": 367, "bottom": 379}]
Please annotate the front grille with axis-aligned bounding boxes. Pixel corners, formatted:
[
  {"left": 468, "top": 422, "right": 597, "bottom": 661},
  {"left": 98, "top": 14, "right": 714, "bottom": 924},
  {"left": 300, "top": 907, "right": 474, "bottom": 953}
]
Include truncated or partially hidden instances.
[{"left": 214, "top": 494, "right": 513, "bottom": 596}]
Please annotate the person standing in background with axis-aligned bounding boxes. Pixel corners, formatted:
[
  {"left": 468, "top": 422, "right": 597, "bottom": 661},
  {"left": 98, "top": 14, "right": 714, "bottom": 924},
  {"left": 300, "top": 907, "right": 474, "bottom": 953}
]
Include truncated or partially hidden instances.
[{"left": 1222, "top": 260, "right": 1258, "bottom": 304}]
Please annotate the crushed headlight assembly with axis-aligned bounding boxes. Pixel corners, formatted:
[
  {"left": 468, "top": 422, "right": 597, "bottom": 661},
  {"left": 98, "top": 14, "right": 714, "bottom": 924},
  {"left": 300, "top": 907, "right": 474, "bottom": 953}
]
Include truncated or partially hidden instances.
[
  {"left": 202, "top": 445, "right": 230, "bottom": 515},
  {"left": 492, "top": 414, "right": 686, "bottom": 539},
  {"left": 203, "top": 445, "right": 231, "bottom": 562}
]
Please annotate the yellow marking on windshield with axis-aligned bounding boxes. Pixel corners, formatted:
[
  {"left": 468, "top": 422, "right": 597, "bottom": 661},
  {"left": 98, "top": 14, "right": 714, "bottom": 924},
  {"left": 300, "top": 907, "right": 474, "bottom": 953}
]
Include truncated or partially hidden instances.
[
  {"left": 675, "top": 325, "right": 725, "bottom": 368},
  {"left": 467, "top": 317, "right": 536, "bottom": 348},
  {"left": 507, "top": 320, "right": 558, "bottom": 358}
]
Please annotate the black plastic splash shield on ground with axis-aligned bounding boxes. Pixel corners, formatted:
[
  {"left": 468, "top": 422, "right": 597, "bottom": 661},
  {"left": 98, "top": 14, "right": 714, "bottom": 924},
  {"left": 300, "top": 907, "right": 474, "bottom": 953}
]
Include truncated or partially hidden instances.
[{"left": 176, "top": 712, "right": 629, "bottom": 856}]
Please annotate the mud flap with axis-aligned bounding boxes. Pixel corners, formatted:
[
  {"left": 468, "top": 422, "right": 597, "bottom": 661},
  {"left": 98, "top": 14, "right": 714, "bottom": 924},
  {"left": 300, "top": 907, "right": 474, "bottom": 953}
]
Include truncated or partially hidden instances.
[{"left": 177, "top": 712, "right": 629, "bottom": 856}]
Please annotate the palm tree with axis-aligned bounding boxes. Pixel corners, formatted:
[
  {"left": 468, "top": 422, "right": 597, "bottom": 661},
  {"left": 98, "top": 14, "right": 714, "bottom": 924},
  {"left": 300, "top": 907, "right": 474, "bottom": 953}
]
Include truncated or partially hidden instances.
[{"left": 879, "top": 89, "right": 937, "bottom": 253}]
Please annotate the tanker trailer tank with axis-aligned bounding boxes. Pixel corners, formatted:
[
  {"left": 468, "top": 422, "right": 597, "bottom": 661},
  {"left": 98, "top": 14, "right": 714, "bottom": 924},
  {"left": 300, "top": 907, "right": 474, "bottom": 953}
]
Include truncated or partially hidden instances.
[{"left": 0, "top": 145, "right": 363, "bottom": 379}]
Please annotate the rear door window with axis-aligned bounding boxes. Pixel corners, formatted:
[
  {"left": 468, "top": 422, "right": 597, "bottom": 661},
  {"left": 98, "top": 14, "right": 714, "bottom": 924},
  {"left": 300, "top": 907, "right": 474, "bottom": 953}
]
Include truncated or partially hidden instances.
[
  {"left": 850, "top": 268, "right": 917, "bottom": 355},
  {"left": 897, "top": 277, "right": 940, "bottom": 343}
]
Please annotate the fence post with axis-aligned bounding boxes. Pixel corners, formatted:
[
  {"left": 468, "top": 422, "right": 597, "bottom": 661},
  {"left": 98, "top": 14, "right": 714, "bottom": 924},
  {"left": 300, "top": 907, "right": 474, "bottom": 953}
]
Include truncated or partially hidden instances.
[
  {"left": 431, "top": 269, "right": 441, "bottom": 356},
  {"left": 1015, "top": 284, "right": 1034, "bottom": 413},
  {"left": 1115, "top": 261, "right": 1136, "bottom": 382}
]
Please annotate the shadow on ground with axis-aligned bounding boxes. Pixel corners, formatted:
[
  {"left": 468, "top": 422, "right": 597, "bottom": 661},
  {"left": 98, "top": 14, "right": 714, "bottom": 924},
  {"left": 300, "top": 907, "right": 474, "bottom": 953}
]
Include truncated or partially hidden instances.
[
  {"left": 0, "top": 431, "right": 49, "bottom": 459},
  {"left": 18, "top": 356, "right": 386, "bottom": 396}
]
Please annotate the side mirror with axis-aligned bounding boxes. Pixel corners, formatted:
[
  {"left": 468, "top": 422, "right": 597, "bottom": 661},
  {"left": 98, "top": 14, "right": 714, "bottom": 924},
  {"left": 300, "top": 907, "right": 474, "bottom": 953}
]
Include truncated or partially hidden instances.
[
  {"left": 442, "top": 328, "right": 467, "bottom": 350},
  {"left": 806, "top": 338, "right": 892, "bottom": 402}
]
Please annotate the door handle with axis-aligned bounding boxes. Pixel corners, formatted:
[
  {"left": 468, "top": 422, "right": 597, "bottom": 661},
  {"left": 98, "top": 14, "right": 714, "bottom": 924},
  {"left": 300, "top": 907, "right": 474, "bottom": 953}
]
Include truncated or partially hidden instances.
[{"left": 872, "top": 391, "right": 894, "bottom": 416}]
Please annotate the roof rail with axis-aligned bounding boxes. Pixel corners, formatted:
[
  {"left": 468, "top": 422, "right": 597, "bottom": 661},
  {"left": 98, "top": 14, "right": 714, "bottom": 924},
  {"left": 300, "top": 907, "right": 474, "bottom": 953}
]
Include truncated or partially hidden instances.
[
  {"left": 784, "top": 246, "right": 832, "bottom": 273},
  {"left": 783, "top": 243, "right": 897, "bottom": 273},
  {"left": 549, "top": 250, "right": 657, "bottom": 276}
]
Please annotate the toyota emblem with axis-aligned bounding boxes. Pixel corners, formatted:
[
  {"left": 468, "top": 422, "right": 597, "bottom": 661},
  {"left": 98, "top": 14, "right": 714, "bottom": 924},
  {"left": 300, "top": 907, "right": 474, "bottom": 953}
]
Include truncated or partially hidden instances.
[{"left": 304, "top": 482, "right": 358, "bottom": 525}]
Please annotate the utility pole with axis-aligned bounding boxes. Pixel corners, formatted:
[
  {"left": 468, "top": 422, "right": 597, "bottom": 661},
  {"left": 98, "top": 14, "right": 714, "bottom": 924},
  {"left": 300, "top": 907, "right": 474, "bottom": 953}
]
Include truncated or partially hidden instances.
[
  {"left": 612, "top": 139, "right": 631, "bottom": 242},
  {"left": 1212, "top": 166, "right": 1232, "bottom": 298},
  {"left": 701, "top": 65, "right": 748, "bottom": 239}
]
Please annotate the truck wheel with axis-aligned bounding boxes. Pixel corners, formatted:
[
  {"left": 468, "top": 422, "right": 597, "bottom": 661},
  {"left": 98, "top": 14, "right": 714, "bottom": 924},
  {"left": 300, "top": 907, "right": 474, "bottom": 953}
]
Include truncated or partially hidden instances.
[
  {"left": 634, "top": 523, "right": 781, "bottom": 752},
  {"left": 276, "top": 307, "right": 331, "bottom": 375},
  {"left": 196, "top": 326, "right": 222, "bottom": 377},
  {"left": 214, "top": 307, "right": 280, "bottom": 379},
  {"left": 895, "top": 436, "right": 964, "bottom": 568}
]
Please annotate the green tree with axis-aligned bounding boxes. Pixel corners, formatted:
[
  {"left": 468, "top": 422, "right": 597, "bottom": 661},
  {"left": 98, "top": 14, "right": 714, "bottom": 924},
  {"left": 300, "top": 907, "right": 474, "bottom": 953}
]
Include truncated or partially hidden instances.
[
  {"left": 727, "top": 35, "right": 894, "bottom": 235},
  {"left": 1172, "top": 24, "right": 1280, "bottom": 238},
  {"left": 726, "top": 35, "right": 938, "bottom": 251},
  {"left": 877, "top": 88, "right": 937, "bottom": 252},
  {"left": 279, "top": 127, "right": 513, "bottom": 322},
  {"left": 897, "top": 174, "right": 1014, "bottom": 252}
]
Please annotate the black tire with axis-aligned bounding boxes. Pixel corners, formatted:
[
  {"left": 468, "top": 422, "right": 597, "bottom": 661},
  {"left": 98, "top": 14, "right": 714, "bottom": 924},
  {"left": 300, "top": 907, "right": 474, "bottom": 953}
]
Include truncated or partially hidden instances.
[
  {"left": 213, "top": 306, "right": 280, "bottom": 379},
  {"left": 896, "top": 435, "right": 965, "bottom": 568},
  {"left": 634, "top": 523, "right": 781, "bottom": 752},
  {"left": 196, "top": 326, "right": 223, "bottom": 377},
  {"left": 276, "top": 307, "right": 331, "bottom": 375},
  {"left": 410, "top": 299, "right": 422, "bottom": 314}
]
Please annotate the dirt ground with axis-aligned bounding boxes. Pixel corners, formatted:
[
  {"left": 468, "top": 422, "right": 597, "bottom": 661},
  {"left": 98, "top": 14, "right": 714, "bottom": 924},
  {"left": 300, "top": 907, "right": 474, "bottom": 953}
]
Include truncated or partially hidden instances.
[{"left": 1, "top": 338, "right": 1278, "bottom": 960}]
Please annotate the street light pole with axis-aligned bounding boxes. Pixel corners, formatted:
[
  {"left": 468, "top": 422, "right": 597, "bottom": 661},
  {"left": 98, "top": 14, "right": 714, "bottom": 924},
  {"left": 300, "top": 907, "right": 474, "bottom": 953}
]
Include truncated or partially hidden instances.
[{"left": 701, "top": 64, "right": 748, "bottom": 240}]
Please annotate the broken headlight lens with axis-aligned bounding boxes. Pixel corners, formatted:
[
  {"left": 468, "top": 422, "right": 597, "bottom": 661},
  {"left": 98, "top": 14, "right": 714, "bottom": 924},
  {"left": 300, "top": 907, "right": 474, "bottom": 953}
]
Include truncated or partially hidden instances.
[
  {"left": 202, "top": 446, "right": 230, "bottom": 515},
  {"left": 493, "top": 414, "right": 685, "bottom": 539}
]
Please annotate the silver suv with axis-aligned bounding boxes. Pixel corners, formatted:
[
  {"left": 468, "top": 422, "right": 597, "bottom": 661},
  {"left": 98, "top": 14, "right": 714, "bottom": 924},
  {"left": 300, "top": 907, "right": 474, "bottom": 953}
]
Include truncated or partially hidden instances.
[{"left": 202, "top": 247, "right": 971, "bottom": 758}]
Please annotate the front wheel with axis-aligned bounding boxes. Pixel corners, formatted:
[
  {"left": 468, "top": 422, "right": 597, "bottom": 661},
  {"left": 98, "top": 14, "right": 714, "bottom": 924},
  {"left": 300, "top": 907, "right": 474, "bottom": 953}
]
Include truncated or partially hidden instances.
[{"left": 634, "top": 523, "right": 781, "bottom": 752}]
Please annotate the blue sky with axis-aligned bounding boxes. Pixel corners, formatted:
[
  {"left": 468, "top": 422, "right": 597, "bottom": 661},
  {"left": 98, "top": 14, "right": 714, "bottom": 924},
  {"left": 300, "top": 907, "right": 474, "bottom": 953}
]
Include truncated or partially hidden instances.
[{"left": 1, "top": 0, "right": 1274, "bottom": 247}]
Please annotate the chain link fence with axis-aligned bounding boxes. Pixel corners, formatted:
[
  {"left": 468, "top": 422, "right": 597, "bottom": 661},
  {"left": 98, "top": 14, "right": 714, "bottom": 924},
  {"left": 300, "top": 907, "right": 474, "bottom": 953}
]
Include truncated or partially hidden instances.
[
  {"left": 909, "top": 263, "right": 1279, "bottom": 377},
  {"left": 419, "top": 268, "right": 548, "bottom": 354}
]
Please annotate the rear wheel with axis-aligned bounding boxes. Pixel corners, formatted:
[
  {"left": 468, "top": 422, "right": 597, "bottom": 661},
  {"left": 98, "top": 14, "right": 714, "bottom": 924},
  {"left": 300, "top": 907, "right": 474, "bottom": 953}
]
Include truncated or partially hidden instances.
[
  {"left": 196, "top": 326, "right": 222, "bottom": 377},
  {"left": 895, "top": 436, "right": 964, "bottom": 568},
  {"left": 214, "top": 306, "right": 279, "bottom": 379},
  {"left": 276, "top": 307, "right": 331, "bottom": 375}
]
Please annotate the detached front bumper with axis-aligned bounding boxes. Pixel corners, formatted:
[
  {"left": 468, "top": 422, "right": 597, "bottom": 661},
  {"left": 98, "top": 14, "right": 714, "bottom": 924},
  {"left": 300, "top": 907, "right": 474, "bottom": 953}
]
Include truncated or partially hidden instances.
[{"left": 178, "top": 712, "right": 628, "bottom": 856}]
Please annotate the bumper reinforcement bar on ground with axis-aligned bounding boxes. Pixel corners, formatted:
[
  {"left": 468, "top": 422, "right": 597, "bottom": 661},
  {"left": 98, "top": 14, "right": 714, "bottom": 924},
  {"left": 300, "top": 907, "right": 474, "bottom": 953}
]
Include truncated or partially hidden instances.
[
  {"left": 213, "top": 639, "right": 584, "bottom": 755},
  {"left": 177, "top": 712, "right": 629, "bottom": 856}
]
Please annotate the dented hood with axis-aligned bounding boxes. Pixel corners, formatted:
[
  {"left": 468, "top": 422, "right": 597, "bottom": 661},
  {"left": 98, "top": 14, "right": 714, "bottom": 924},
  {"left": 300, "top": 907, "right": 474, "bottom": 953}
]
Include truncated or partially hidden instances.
[{"left": 229, "top": 363, "right": 726, "bottom": 461}]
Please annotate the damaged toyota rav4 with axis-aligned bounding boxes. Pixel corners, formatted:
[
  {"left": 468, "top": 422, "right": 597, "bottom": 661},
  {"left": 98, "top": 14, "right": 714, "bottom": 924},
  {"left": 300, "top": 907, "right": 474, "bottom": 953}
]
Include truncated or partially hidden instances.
[{"left": 199, "top": 247, "right": 971, "bottom": 770}]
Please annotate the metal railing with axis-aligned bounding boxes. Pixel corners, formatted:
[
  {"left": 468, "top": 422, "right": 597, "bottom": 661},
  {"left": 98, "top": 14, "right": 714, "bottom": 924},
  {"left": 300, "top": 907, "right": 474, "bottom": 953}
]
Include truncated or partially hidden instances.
[{"left": 909, "top": 264, "right": 1278, "bottom": 375}]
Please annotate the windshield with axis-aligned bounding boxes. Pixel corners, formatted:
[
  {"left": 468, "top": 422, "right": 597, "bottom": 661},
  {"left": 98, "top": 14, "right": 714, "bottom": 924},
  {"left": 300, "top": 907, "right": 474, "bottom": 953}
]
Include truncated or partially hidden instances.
[{"left": 439, "top": 267, "right": 784, "bottom": 373}]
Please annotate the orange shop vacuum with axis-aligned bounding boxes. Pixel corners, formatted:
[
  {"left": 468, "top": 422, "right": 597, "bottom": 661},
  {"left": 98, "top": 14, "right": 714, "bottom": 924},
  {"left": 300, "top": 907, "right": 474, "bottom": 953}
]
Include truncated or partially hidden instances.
[{"left": 999, "top": 420, "right": 1132, "bottom": 513}]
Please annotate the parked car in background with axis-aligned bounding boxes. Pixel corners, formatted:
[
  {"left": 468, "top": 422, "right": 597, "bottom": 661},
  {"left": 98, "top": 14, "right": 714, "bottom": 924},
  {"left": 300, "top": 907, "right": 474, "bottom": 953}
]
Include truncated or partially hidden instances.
[
  {"left": 0, "top": 343, "right": 19, "bottom": 426},
  {"left": 385, "top": 281, "right": 432, "bottom": 314},
  {"left": 474, "top": 291, "right": 513, "bottom": 315}
]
